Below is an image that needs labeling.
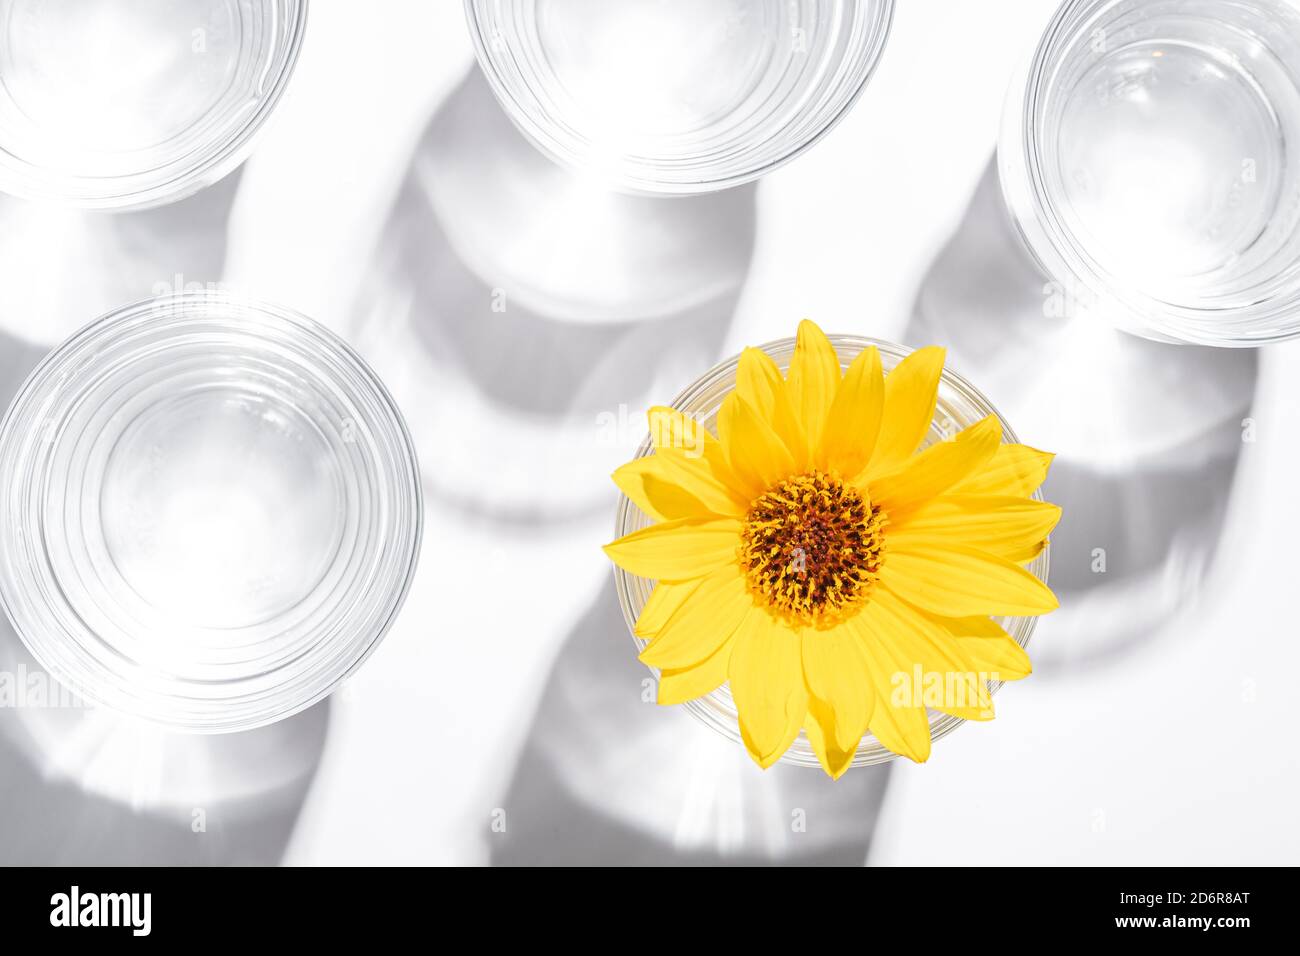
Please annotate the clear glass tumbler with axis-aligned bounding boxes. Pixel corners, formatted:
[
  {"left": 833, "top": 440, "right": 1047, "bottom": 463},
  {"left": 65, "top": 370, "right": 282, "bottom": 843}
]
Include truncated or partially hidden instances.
[
  {"left": 1001, "top": 0, "right": 1300, "bottom": 345},
  {"left": 464, "top": 0, "right": 895, "bottom": 193},
  {"left": 612, "top": 335, "right": 1049, "bottom": 769},
  {"left": 0, "top": 293, "right": 423, "bottom": 732},
  {"left": 0, "top": 0, "right": 308, "bottom": 209}
]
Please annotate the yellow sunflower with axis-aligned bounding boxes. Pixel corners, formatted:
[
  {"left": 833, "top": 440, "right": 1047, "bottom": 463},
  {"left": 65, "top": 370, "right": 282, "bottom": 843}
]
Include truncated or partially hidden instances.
[{"left": 604, "top": 320, "right": 1060, "bottom": 778}]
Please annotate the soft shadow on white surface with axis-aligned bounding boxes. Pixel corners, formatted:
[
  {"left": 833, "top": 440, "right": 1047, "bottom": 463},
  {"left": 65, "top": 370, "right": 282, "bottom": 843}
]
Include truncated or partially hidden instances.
[
  {"left": 490, "top": 582, "right": 891, "bottom": 866},
  {"left": 0, "top": 169, "right": 243, "bottom": 344},
  {"left": 0, "top": 632, "right": 329, "bottom": 865},
  {"left": 346, "top": 69, "right": 757, "bottom": 524},
  {"left": 905, "top": 158, "right": 1257, "bottom": 670}
]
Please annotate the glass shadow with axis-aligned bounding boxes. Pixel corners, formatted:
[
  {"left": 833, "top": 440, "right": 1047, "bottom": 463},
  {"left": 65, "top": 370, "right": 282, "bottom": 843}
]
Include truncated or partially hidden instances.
[
  {"left": 345, "top": 68, "right": 758, "bottom": 525},
  {"left": 489, "top": 582, "right": 892, "bottom": 866},
  {"left": 904, "top": 157, "right": 1257, "bottom": 670},
  {"left": 0, "top": 167, "right": 244, "bottom": 345}
]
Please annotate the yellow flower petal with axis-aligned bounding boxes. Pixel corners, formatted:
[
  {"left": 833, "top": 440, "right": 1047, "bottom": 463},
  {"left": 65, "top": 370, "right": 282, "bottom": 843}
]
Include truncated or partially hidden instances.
[
  {"left": 603, "top": 516, "right": 741, "bottom": 582},
  {"left": 865, "top": 591, "right": 993, "bottom": 720},
  {"left": 634, "top": 577, "right": 704, "bottom": 639},
  {"left": 804, "top": 699, "right": 861, "bottom": 779},
  {"left": 845, "top": 609, "right": 933, "bottom": 763},
  {"left": 888, "top": 494, "right": 1062, "bottom": 564},
  {"left": 652, "top": 449, "right": 748, "bottom": 518},
  {"left": 802, "top": 625, "right": 873, "bottom": 752},
  {"left": 736, "top": 347, "right": 809, "bottom": 467},
  {"left": 955, "top": 633, "right": 1032, "bottom": 681},
  {"left": 880, "top": 542, "right": 1059, "bottom": 617},
  {"left": 950, "top": 443, "right": 1054, "bottom": 497},
  {"left": 640, "top": 567, "right": 752, "bottom": 669},
  {"left": 728, "top": 608, "right": 807, "bottom": 769},
  {"left": 717, "top": 391, "right": 796, "bottom": 498},
  {"left": 923, "top": 613, "right": 1032, "bottom": 679},
  {"left": 657, "top": 634, "right": 736, "bottom": 705},
  {"left": 923, "top": 612, "right": 1007, "bottom": 639},
  {"left": 786, "top": 319, "right": 841, "bottom": 451},
  {"left": 865, "top": 345, "right": 945, "bottom": 480},
  {"left": 647, "top": 405, "right": 715, "bottom": 457},
  {"left": 868, "top": 414, "right": 1002, "bottom": 516},
  {"left": 612, "top": 457, "right": 713, "bottom": 523},
  {"left": 647, "top": 407, "right": 747, "bottom": 516},
  {"left": 819, "top": 345, "right": 884, "bottom": 478}
]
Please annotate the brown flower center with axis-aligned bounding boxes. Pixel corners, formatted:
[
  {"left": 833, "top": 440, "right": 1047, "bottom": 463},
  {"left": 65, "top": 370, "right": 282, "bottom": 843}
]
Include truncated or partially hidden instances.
[{"left": 739, "top": 471, "right": 886, "bottom": 628}]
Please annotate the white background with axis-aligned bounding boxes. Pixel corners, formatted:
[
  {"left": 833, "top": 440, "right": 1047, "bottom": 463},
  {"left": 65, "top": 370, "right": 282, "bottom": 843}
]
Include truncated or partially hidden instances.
[{"left": 2, "top": 0, "right": 1297, "bottom": 865}]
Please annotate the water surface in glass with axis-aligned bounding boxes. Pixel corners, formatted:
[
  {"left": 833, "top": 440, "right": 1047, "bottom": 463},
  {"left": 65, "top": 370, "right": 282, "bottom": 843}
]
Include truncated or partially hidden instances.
[
  {"left": 467, "top": 0, "right": 894, "bottom": 192},
  {"left": 0, "top": 295, "right": 422, "bottom": 732},
  {"left": 0, "top": 0, "right": 306, "bottom": 207},
  {"left": 1010, "top": 0, "right": 1300, "bottom": 342},
  {"left": 99, "top": 387, "right": 343, "bottom": 630}
]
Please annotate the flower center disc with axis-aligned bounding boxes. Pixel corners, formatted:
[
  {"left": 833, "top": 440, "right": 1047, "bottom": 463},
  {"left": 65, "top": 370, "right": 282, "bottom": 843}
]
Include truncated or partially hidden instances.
[{"left": 739, "top": 471, "right": 885, "bottom": 628}]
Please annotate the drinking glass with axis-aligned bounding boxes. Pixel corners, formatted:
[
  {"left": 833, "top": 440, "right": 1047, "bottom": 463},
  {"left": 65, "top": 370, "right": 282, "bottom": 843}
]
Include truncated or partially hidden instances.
[
  {"left": 1001, "top": 0, "right": 1300, "bottom": 344},
  {"left": 0, "top": 293, "right": 423, "bottom": 732},
  {"left": 613, "top": 335, "right": 1049, "bottom": 769},
  {"left": 0, "top": 0, "right": 308, "bottom": 209},
  {"left": 465, "top": 0, "right": 895, "bottom": 193}
]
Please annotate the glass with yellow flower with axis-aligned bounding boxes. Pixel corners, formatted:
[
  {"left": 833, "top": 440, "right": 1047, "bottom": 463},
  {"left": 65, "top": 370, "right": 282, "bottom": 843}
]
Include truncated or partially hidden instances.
[{"left": 607, "top": 322, "right": 1059, "bottom": 778}]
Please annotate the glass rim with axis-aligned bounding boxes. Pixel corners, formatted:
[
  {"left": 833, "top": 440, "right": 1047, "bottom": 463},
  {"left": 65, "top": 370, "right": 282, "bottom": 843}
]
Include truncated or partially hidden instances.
[
  {"left": 0, "top": 290, "right": 424, "bottom": 733},
  {"left": 1006, "top": 0, "right": 1300, "bottom": 346},
  {"left": 0, "top": 0, "right": 310, "bottom": 211},
  {"left": 612, "top": 333, "right": 1049, "bottom": 770},
  {"left": 463, "top": 0, "right": 896, "bottom": 195}
]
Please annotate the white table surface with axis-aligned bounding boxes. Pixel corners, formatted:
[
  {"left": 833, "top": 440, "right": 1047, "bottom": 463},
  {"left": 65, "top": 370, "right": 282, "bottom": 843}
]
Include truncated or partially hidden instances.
[{"left": 4, "top": 0, "right": 1294, "bottom": 866}]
